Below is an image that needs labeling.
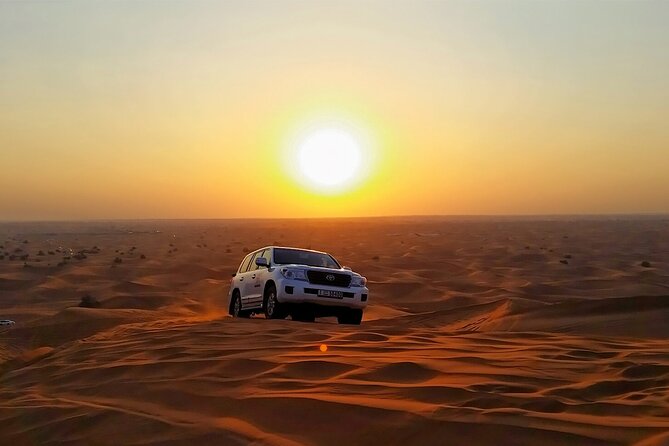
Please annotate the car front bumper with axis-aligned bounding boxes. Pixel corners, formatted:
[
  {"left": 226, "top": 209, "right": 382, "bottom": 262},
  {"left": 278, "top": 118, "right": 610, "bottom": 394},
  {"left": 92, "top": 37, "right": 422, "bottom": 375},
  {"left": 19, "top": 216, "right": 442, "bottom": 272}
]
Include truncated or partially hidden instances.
[{"left": 276, "top": 279, "right": 369, "bottom": 309}]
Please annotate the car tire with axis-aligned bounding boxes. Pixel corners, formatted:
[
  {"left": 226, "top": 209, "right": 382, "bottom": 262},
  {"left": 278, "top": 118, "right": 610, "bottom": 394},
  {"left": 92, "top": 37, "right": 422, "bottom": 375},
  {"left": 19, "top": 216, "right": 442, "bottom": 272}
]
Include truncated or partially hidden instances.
[
  {"left": 231, "top": 291, "right": 249, "bottom": 318},
  {"left": 291, "top": 305, "right": 316, "bottom": 323},
  {"left": 264, "top": 284, "right": 286, "bottom": 319},
  {"left": 337, "top": 308, "right": 363, "bottom": 325}
]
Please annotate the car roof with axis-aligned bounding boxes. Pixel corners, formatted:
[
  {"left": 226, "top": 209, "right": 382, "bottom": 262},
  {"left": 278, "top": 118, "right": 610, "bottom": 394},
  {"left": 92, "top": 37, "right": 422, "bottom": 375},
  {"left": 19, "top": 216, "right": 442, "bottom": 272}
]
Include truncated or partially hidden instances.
[{"left": 256, "top": 246, "right": 329, "bottom": 255}]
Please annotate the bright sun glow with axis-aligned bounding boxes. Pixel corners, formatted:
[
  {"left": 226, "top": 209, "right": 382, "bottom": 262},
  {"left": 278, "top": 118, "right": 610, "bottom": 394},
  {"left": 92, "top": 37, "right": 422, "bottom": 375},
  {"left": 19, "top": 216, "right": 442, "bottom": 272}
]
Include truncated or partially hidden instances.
[{"left": 297, "top": 128, "right": 362, "bottom": 190}]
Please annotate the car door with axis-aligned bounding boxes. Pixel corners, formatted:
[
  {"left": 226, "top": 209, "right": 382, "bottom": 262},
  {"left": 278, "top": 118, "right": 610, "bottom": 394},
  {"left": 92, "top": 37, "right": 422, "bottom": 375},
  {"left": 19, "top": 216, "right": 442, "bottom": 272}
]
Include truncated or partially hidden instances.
[
  {"left": 236, "top": 253, "right": 254, "bottom": 307},
  {"left": 243, "top": 251, "right": 262, "bottom": 307},
  {"left": 248, "top": 248, "right": 272, "bottom": 308}
]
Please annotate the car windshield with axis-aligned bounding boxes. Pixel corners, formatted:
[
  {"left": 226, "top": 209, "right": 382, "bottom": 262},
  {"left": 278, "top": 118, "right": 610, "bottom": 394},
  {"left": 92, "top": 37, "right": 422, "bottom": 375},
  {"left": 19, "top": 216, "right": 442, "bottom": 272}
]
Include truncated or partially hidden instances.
[{"left": 273, "top": 248, "right": 341, "bottom": 269}]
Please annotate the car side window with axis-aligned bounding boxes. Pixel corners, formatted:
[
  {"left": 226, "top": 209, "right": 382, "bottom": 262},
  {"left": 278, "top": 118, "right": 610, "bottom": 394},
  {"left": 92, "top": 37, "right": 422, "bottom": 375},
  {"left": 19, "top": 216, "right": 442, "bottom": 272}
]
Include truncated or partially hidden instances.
[
  {"left": 247, "top": 251, "right": 261, "bottom": 271},
  {"left": 237, "top": 254, "right": 251, "bottom": 274},
  {"left": 239, "top": 254, "right": 253, "bottom": 273},
  {"left": 260, "top": 249, "right": 272, "bottom": 266},
  {"left": 252, "top": 249, "right": 271, "bottom": 270}
]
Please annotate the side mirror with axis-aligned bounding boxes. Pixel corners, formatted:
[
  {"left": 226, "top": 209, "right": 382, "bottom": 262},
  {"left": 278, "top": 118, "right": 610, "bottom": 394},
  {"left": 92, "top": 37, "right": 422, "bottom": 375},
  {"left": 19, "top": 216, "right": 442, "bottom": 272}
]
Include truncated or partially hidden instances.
[
  {"left": 255, "top": 257, "right": 269, "bottom": 268},
  {"left": 343, "top": 266, "right": 352, "bottom": 271}
]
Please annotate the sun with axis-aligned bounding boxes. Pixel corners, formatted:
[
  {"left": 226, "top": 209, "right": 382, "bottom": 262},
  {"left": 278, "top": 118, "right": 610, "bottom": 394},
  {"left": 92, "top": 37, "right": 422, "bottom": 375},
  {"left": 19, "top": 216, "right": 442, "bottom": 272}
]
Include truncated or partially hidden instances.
[
  {"left": 295, "top": 129, "right": 363, "bottom": 192},
  {"left": 280, "top": 115, "right": 377, "bottom": 195},
  {"left": 297, "top": 128, "right": 362, "bottom": 190}
]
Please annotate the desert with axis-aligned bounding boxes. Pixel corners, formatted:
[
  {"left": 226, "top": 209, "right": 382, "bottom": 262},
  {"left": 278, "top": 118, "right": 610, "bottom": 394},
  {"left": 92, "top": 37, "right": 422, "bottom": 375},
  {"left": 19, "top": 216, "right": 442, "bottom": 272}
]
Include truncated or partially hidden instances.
[
  {"left": 4, "top": 0, "right": 669, "bottom": 444},
  {"left": 1, "top": 217, "right": 668, "bottom": 445}
]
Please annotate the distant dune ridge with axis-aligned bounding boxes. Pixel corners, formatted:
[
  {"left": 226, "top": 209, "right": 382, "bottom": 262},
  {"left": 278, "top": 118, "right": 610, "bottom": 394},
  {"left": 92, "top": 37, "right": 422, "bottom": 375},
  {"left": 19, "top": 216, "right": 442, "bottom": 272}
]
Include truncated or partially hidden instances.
[{"left": 0, "top": 217, "right": 668, "bottom": 445}]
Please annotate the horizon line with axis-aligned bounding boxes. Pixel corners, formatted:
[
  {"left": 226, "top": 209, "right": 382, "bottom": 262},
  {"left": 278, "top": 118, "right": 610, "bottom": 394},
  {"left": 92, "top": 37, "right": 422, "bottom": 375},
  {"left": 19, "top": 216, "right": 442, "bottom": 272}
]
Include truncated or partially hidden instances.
[{"left": 1, "top": 211, "right": 668, "bottom": 224}]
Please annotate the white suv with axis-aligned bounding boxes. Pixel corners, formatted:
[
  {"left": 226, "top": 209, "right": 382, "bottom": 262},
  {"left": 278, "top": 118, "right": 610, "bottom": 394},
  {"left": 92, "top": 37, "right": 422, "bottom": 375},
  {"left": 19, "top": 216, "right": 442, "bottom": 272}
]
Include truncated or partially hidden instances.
[{"left": 228, "top": 246, "right": 369, "bottom": 325}]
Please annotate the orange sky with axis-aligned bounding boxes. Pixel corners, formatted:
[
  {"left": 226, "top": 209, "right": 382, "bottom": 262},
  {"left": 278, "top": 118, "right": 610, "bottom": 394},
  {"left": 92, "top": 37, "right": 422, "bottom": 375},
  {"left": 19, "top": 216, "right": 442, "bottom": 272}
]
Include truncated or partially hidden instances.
[{"left": 1, "top": 1, "right": 668, "bottom": 220}]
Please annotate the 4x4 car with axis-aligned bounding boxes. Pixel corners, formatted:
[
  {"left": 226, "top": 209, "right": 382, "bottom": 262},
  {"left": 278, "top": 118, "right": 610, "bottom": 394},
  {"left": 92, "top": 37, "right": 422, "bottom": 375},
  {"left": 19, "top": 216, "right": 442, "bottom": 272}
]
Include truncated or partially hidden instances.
[{"left": 228, "top": 246, "right": 369, "bottom": 325}]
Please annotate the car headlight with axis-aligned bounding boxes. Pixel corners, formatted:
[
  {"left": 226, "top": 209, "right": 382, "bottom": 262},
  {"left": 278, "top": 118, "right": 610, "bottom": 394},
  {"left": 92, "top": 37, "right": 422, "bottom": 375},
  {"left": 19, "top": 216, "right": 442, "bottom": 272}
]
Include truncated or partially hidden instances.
[
  {"left": 351, "top": 275, "right": 367, "bottom": 287},
  {"left": 280, "top": 267, "right": 307, "bottom": 281}
]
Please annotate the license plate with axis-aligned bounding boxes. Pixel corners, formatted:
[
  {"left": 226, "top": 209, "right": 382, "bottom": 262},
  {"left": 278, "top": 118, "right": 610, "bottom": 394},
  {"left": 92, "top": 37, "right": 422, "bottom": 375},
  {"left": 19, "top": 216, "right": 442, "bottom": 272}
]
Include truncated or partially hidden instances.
[{"left": 317, "top": 290, "right": 343, "bottom": 298}]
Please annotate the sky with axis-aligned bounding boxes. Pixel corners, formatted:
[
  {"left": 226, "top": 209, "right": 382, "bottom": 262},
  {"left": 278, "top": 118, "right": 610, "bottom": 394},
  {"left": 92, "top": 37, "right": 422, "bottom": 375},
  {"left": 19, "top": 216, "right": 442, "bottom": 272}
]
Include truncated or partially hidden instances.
[{"left": 1, "top": 0, "right": 668, "bottom": 220}]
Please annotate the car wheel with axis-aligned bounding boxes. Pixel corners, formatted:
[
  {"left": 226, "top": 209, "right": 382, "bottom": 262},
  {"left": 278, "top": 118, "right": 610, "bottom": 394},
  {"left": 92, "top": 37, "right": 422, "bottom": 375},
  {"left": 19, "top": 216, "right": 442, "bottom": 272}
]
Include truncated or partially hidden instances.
[
  {"left": 231, "top": 292, "right": 249, "bottom": 318},
  {"left": 337, "top": 308, "right": 363, "bottom": 325},
  {"left": 291, "top": 305, "right": 315, "bottom": 323},
  {"left": 264, "top": 284, "right": 285, "bottom": 319}
]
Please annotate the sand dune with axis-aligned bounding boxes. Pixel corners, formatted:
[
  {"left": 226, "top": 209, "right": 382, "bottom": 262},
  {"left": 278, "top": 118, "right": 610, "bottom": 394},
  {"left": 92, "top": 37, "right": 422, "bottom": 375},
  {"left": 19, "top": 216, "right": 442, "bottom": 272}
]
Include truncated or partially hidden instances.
[{"left": 1, "top": 217, "right": 668, "bottom": 445}]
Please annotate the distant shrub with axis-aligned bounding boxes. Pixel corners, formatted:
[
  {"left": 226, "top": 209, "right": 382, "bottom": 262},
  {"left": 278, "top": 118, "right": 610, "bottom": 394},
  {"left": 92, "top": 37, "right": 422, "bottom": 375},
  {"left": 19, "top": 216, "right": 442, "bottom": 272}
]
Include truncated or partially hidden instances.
[
  {"left": 79, "top": 295, "right": 100, "bottom": 308},
  {"left": 641, "top": 261, "right": 651, "bottom": 268},
  {"left": 113, "top": 257, "right": 122, "bottom": 264}
]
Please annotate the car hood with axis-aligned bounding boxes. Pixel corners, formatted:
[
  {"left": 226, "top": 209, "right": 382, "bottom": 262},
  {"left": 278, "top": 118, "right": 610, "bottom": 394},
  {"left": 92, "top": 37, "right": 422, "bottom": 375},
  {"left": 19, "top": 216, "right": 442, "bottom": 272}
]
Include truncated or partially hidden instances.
[{"left": 277, "top": 264, "right": 357, "bottom": 275}]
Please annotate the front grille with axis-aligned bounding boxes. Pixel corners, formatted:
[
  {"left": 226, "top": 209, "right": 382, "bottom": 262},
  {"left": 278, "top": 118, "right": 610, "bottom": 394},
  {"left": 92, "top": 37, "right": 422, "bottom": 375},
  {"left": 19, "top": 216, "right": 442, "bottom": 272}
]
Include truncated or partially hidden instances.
[{"left": 306, "top": 271, "right": 351, "bottom": 287}]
